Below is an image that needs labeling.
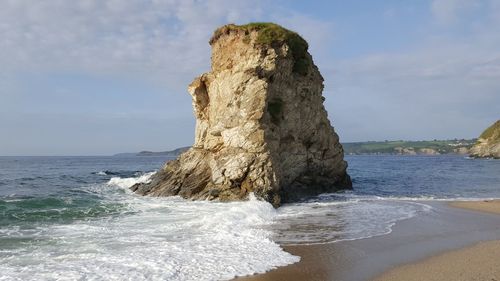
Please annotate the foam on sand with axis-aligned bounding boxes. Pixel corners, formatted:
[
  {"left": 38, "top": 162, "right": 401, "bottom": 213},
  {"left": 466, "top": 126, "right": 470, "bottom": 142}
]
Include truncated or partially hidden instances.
[{"left": 272, "top": 198, "right": 432, "bottom": 245}]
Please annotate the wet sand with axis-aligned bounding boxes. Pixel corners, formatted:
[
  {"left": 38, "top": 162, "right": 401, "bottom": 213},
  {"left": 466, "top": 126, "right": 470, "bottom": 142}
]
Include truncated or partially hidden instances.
[
  {"left": 235, "top": 201, "right": 500, "bottom": 281},
  {"left": 375, "top": 200, "right": 500, "bottom": 281}
]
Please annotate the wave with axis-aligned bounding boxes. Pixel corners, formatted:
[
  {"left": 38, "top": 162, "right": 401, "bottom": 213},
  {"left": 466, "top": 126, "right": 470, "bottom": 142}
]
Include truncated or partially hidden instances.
[
  {"left": 1, "top": 173, "right": 299, "bottom": 281},
  {"left": 107, "top": 171, "right": 156, "bottom": 189},
  {"left": 6, "top": 170, "right": 493, "bottom": 280}
]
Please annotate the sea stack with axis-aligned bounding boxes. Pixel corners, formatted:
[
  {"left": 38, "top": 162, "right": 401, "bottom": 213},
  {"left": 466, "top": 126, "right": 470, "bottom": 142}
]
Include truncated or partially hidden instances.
[
  {"left": 469, "top": 120, "right": 500, "bottom": 159},
  {"left": 131, "top": 23, "right": 351, "bottom": 207}
]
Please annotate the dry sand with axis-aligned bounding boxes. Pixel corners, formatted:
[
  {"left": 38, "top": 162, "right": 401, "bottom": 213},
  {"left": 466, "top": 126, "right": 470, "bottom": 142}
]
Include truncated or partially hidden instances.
[
  {"left": 375, "top": 200, "right": 500, "bottom": 281},
  {"left": 449, "top": 199, "right": 500, "bottom": 215},
  {"left": 374, "top": 240, "right": 500, "bottom": 281},
  {"left": 236, "top": 201, "right": 500, "bottom": 281}
]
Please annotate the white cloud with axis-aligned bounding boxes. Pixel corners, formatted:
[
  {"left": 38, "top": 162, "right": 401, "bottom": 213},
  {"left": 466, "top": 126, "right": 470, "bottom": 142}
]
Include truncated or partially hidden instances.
[
  {"left": 0, "top": 0, "right": 337, "bottom": 154},
  {"left": 0, "top": 0, "right": 264, "bottom": 84},
  {"left": 0, "top": 0, "right": 334, "bottom": 90},
  {"left": 1, "top": 0, "right": 498, "bottom": 151},
  {"left": 0, "top": 0, "right": 340, "bottom": 99}
]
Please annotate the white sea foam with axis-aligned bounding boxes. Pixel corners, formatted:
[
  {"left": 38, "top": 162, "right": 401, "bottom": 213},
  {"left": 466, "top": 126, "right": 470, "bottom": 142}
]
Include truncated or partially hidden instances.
[
  {"left": 0, "top": 175, "right": 299, "bottom": 281},
  {"left": 107, "top": 171, "right": 156, "bottom": 189},
  {"left": 0, "top": 173, "right": 442, "bottom": 280},
  {"left": 272, "top": 199, "right": 431, "bottom": 245}
]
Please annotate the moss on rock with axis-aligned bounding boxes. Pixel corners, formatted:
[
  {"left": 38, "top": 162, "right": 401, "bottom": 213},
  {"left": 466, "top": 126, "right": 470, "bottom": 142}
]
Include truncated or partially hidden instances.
[
  {"left": 210, "top": 22, "right": 310, "bottom": 75},
  {"left": 479, "top": 120, "right": 500, "bottom": 141}
]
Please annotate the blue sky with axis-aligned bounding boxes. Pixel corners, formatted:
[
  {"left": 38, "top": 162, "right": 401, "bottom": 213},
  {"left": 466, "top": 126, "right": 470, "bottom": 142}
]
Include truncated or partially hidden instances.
[{"left": 0, "top": 0, "right": 499, "bottom": 155}]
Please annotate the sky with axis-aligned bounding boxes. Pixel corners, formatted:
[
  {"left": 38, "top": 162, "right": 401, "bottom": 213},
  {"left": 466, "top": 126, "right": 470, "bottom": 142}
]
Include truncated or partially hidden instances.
[{"left": 0, "top": 0, "right": 499, "bottom": 156}]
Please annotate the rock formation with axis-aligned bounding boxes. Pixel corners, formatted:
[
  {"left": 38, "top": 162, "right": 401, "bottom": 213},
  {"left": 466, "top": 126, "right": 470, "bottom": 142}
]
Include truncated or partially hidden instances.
[
  {"left": 469, "top": 120, "right": 500, "bottom": 159},
  {"left": 131, "top": 23, "right": 351, "bottom": 207}
]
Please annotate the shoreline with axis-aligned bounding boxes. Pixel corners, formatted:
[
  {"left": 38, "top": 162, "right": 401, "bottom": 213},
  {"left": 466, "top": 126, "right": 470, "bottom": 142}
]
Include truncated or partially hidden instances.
[
  {"left": 449, "top": 199, "right": 500, "bottom": 215},
  {"left": 235, "top": 200, "right": 500, "bottom": 281},
  {"left": 374, "top": 200, "right": 500, "bottom": 281}
]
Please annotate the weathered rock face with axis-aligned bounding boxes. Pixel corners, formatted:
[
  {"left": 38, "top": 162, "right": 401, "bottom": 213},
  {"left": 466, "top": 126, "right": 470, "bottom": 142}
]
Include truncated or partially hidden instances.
[
  {"left": 131, "top": 23, "right": 351, "bottom": 207},
  {"left": 469, "top": 120, "right": 500, "bottom": 159}
]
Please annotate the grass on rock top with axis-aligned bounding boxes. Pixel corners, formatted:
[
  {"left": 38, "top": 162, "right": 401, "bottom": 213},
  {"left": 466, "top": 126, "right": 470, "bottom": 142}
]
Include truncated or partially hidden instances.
[
  {"left": 210, "top": 23, "right": 310, "bottom": 75},
  {"left": 479, "top": 120, "right": 500, "bottom": 141}
]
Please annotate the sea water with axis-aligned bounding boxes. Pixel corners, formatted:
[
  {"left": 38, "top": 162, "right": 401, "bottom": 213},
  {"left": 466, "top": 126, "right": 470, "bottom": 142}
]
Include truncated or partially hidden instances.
[{"left": 0, "top": 155, "right": 499, "bottom": 280}]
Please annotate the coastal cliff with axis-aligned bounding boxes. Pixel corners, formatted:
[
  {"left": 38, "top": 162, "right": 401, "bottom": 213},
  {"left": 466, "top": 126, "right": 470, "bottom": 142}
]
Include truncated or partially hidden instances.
[
  {"left": 131, "top": 23, "right": 351, "bottom": 207},
  {"left": 469, "top": 120, "right": 500, "bottom": 159}
]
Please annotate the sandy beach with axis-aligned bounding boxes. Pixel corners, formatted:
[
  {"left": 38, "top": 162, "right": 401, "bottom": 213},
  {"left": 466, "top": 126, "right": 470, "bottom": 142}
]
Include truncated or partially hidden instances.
[
  {"left": 374, "top": 200, "right": 500, "bottom": 281},
  {"left": 236, "top": 200, "right": 500, "bottom": 281},
  {"left": 449, "top": 199, "right": 500, "bottom": 215},
  {"left": 374, "top": 240, "right": 500, "bottom": 281}
]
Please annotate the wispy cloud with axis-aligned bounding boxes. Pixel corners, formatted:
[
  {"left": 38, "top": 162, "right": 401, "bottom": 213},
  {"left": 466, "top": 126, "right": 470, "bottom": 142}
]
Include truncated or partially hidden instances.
[
  {"left": 0, "top": 1, "right": 498, "bottom": 153},
  {"left": 0, "top": 0, "right": 335, "bottom": 154},
  {"left": 0, "top": 0, "right": 264, "bottom": 80}
]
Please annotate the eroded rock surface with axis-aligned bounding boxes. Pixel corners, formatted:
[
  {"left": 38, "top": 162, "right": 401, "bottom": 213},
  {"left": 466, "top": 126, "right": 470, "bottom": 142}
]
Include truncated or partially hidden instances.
[
  {"left": 131, "top": 23, "right": 351, "bottom": 207},
  {"left": 470, "top": 120, "right": 500, "bottom": 159}
]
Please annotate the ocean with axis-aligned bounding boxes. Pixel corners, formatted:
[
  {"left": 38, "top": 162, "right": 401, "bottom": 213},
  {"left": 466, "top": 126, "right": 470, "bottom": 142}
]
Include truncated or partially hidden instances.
[{"left": 0, "top": 155, "right": 499, "bottom": 280}]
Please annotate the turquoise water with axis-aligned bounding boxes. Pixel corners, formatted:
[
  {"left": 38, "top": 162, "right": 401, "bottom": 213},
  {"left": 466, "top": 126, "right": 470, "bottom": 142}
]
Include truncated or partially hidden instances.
[
  {"left": 0, "top": 156, "right": 166, "bottom": 228},
  {"left": 0, "top": 155, "right": 499, "bottom": 280}
]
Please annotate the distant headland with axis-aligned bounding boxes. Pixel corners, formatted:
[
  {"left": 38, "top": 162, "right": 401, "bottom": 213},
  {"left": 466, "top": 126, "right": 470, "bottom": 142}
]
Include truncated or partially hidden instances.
[
  {"left": 469, "top": 120, "right": 500, "bottom": 159},
  {"left": 117, "top": 139, "right": 476, "bottom": 157},
  {"left": 342, "top": 139, "right": 474, "bottom": 155}
]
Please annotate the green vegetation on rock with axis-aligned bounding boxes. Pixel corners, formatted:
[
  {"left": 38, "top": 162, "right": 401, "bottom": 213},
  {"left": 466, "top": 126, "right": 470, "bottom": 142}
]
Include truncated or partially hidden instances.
[
  {"left": 479, "top": 120, "right": 500, "bottom": 141},
  {"left": 470, "top": 120, "right": 500, "bottom": 158},
  {"left": 210, "top": 23, "right": 310, "bottom": 75}
]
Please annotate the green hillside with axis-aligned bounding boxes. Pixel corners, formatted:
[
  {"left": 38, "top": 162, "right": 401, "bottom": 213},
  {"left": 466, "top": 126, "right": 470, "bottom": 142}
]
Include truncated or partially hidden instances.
[
  {"left": 479, "top": 120, "right": 500, "bottom": 142},
  {"left": 342, "top": 139, "right": 475, "bottom": 155}
]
